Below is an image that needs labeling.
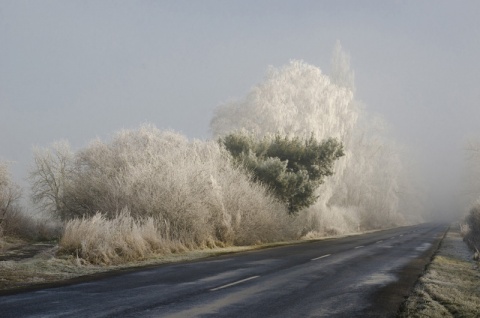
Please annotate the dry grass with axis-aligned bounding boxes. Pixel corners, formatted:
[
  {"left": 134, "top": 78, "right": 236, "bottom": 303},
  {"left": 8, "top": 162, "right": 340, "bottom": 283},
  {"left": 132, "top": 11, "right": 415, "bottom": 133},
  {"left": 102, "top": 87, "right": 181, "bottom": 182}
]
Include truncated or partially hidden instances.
[
  {"left": 58, "top": 209, "right": 323, "bottom": 265},
  {"left": 0, "top": 257, "right": 95, "bottom": 290},
  {"left": 59, "top": 210, "right": 188, "bottom": 265},
  {"left": 398, "top": 225, "right": 480, "bottom": 317}
]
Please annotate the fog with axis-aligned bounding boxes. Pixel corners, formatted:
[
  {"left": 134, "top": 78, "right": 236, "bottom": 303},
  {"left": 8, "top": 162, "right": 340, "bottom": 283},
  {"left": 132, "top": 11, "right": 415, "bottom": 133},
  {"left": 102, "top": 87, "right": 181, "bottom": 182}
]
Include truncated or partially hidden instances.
[{"left": 2, "top": 1, "right": 480, "bottom": 220}]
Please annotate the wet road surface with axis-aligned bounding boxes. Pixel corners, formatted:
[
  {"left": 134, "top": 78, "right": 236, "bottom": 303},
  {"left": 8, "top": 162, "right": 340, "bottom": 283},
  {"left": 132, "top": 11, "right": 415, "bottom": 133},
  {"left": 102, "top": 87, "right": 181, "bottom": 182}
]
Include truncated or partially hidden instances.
[{"left": 0, "top": 223, "right": 447, "bottom": 317}]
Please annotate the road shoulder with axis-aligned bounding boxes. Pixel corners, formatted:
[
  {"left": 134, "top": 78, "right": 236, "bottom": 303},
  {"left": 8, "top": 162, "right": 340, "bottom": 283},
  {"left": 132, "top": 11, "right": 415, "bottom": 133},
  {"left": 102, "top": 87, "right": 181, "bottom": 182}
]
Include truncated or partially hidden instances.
[{"left": 397, "top": 224, "right": 480, "bottom": 317}]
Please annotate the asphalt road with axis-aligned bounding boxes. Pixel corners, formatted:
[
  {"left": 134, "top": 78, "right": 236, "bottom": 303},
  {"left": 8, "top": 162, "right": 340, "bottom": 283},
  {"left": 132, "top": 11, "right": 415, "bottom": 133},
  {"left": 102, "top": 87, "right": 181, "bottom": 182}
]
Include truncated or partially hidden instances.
[{"left": 0, "top": 223, "right": 447, "bottom": 317}]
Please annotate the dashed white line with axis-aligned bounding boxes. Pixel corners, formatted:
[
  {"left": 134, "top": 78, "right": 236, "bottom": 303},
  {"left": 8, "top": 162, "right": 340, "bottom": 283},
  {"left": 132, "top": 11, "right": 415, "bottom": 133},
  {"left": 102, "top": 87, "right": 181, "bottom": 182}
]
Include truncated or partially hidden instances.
[
  {"left": 311, "top": 254, "right": 331, "bottom": 261},
  {"left": 355, "top": 245, "right": 364, "bottom": 249},
  {"left": 210, "top": 276, "right": 260, "bottom": 291}
]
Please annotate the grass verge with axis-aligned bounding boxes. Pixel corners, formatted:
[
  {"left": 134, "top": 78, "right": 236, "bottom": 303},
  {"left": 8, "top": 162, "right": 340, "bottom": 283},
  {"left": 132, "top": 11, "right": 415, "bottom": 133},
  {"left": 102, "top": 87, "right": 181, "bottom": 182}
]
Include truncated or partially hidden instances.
[
  {"left": 398, "top": 224, "right": 480, "bottom": 317},
  {"left": 0, "top": 243, "right": 261, "bottom": 293}
]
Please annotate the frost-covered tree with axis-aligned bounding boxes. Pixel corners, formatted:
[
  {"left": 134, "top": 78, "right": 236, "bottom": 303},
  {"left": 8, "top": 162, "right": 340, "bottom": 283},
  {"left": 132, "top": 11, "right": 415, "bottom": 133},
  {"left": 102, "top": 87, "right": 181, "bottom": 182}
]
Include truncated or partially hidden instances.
[
  {"left": 211, "top": 60, "right": 356, "bottom": 141},
  {"left": 338, "top": 117, "right": 407, "bottom": 228},
  {"left": 464, "top": 140, "right": 480, "bottom": 205},
  {"left": 462, "top": 140, "right": 480, "bottom": 252},
  {"left": 30, "top": 141, "right": 74, "bottom": 220},
  {"left": 330, "top": 40, "right": 355, "bottom": 93},
  {"left": 221, "top": 132, "right": 344, "bottom": 214},
  {"left": 211, "top": 43, "right": 419, "bottom": 233},
  {"left": 0, "top": 162, "right": 21, "bottom": 229}
]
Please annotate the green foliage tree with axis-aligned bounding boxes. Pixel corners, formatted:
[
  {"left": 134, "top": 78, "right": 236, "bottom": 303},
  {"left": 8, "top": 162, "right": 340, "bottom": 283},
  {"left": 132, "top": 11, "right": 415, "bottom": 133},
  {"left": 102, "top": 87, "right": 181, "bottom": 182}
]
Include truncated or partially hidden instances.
[{"left": 220, "top": 133, "right": 344, "bottom": 214}]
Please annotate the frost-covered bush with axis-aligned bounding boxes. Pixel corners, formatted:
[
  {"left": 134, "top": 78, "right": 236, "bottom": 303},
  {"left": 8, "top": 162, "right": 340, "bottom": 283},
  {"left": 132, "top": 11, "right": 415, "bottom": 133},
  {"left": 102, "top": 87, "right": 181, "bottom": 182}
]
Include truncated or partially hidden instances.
[{"left": 32, "top": 125, "right": 295, "bottom": 261}]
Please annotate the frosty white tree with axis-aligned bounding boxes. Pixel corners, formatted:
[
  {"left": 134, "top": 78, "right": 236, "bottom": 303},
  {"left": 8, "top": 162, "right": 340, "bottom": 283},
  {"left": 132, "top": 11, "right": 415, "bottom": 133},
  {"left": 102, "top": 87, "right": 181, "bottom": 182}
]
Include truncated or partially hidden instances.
[
  {"left": 330, "top": 40, "right": 355, "bottom": 93},
  {"left": 463, "top": 140, "right": 480, "bottom": 252},
  {"left": 0, "top": 162, "right": 21, "bottom": 228},
  {"left": 464, "top": 140, "right": 480, "bottom": 205},
  {"left": 30, "top": 141, "right": 74, "bottom": 220},
  {"left": 211, "top": 43, "right": 419, "bottom": 233},
  {"left": 211, "top": 60, "right": 356, "bottom": 141}
]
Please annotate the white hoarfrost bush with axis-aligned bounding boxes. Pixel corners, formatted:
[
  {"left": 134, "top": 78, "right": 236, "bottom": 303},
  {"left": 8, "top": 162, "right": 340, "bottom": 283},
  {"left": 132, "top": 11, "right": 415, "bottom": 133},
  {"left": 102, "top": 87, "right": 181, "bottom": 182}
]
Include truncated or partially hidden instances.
[{"left": 39, "top": 125, "right": 294, "bottom": 264}]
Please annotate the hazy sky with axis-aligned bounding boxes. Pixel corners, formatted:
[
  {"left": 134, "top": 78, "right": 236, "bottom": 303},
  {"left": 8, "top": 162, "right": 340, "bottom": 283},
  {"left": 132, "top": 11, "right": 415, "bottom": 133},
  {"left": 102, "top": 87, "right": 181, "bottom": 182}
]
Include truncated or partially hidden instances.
[{"left": 2, "top": 1, "right": 480, "bottom": 215}]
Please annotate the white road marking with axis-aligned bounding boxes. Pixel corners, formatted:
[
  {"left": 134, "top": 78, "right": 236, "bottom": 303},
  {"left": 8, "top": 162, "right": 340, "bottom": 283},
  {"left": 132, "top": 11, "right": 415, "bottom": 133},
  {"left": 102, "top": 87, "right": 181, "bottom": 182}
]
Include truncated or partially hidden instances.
[
  {"left": 376, "top": 240, "right": 383, "bottom": 244},
  {"left": 311, "top": 254, "right": 331, "bottom": 261},
  {"left": 355, "top": 245, "right": 364, "bottom": 249},
  {"left": 415, "top": 243, "right": 432, "bottom": 252},
  {"left": 210, "top": 276, "right": 260, "bottom": 291}
]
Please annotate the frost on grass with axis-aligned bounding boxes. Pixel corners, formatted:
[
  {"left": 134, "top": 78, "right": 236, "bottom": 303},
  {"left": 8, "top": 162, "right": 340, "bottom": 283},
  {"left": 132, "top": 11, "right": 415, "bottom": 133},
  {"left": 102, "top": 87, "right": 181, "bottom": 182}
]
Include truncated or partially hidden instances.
[{"left": 399, "top": 226, "right": 480, "bottom": 317}]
